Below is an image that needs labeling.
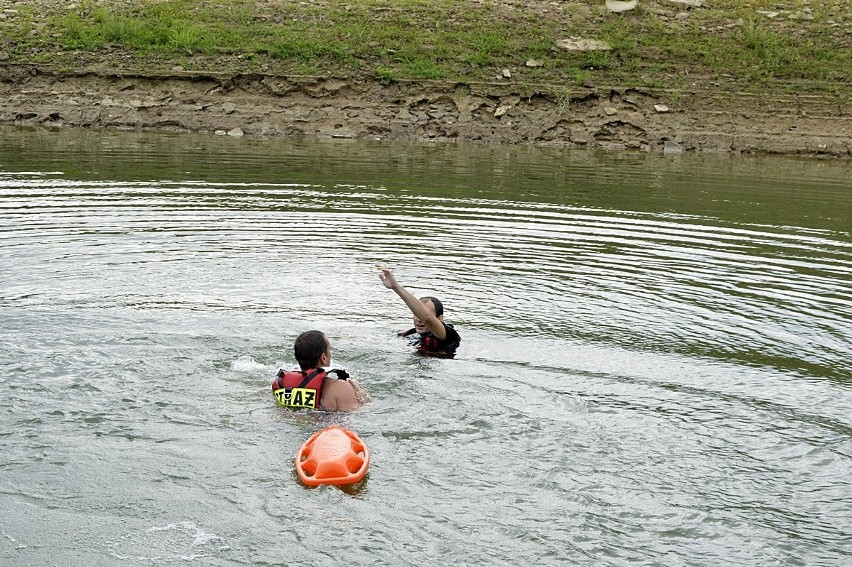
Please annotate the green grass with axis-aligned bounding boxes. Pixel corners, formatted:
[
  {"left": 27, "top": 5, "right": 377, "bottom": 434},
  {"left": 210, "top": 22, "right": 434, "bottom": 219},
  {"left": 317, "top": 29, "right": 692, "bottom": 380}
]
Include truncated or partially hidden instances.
[
  {"left": 555, "top": 88, "right": 572, "bottom": 114},
  {"left": 0, "top": 0, "right": 849, "bottom": 96}
]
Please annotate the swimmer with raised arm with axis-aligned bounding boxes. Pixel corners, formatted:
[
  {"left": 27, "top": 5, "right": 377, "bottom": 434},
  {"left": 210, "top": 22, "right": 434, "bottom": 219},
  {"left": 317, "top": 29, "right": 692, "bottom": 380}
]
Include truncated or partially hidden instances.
[{"left": 377, "top": 264, "right": 461, "bottom": 356}]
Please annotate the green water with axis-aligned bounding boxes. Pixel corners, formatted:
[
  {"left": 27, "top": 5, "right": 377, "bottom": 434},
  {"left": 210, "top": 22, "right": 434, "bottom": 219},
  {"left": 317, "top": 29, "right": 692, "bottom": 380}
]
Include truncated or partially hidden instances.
[{"left": 1, "top": 127, "right": 850, "bottom": 566}]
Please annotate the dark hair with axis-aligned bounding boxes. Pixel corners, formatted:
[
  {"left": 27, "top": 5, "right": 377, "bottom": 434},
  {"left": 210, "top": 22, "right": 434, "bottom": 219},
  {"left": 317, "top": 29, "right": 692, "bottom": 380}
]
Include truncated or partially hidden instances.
[
  {"left": 420, "top": 296, "right": 444, "bottom": 317},
  {"left": 294, "top": 330, "right": 329, "bottom": 370}
]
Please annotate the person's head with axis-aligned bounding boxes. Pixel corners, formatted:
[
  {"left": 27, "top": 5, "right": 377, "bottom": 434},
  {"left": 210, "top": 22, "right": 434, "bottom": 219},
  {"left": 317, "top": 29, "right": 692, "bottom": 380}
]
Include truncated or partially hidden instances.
[
  {"left": 414, "top": 296, "right": 444, "bottom": 335},
  {"left": 294, "top": 330, "right": 331, "bottom": 370}
]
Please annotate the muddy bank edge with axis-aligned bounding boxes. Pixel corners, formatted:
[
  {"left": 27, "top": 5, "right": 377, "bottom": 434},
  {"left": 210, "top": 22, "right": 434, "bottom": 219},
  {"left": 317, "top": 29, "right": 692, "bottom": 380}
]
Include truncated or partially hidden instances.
[{"left": 1, "top": 64, "right": 850, "bottom": 156}]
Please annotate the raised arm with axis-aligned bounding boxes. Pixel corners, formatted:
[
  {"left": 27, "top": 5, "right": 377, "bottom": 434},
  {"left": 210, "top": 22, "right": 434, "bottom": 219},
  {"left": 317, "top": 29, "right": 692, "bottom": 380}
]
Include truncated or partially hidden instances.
[{"left": 377, "top": 264, "right": 447, "bottom": 340}]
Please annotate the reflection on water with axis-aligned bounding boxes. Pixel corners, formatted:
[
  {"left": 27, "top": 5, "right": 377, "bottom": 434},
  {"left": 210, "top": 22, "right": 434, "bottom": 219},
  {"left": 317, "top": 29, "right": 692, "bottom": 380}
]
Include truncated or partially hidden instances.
[{"left": 1, "top": 127, "right": 850, "bottom": 565}]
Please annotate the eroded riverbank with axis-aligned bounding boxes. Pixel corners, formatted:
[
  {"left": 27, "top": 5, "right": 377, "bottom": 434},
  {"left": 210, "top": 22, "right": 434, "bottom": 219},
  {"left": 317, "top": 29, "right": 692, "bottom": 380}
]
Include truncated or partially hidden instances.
[
  {"left": 1, "top": 0, "right": 850, "bottom": 155},
  {"left": 1, "top": 64, "right": 850, "bottom": 155}
]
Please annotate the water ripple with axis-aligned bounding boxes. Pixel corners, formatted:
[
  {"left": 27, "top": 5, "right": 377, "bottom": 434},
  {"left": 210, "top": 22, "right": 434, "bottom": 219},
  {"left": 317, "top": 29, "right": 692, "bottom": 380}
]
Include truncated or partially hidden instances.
[{"left": 1, "top": 132, "right": 850, "bottom": 565}]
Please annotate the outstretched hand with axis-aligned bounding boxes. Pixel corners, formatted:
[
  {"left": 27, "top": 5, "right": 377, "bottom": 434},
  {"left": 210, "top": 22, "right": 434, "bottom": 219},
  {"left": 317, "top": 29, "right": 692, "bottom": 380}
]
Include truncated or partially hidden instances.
[
  {"left": 376, "top": 263, "right": 399, "bottom": 290},
  {"left": 376, "top": 262, "right": 447, "bottom": 340}
]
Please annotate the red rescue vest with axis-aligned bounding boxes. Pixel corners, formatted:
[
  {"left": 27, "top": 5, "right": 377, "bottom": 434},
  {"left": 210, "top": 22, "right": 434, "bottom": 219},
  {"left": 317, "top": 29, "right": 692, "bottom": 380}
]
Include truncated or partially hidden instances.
[
  {"left": 419, "top": 333, "right": 439, "bottom": 352},
  {"left": 271, "top": 368, "right": 349, "bottom": 410},
  {"left": 401, "top": 324, "right": 460, "bottom": 357}
]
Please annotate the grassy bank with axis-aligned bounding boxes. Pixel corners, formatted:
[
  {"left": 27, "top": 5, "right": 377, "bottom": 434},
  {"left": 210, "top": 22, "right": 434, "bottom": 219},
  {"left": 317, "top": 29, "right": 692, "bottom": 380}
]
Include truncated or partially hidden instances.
[{"left": 1, "top": 0, "right": 850, "bottom": 96}]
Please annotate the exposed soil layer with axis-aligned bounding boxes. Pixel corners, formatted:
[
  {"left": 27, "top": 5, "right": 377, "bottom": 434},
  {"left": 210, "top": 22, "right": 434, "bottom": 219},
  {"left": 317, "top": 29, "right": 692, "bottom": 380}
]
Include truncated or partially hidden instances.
[{"left": 2, "top": 64, "right": 849, "bottom": 156}]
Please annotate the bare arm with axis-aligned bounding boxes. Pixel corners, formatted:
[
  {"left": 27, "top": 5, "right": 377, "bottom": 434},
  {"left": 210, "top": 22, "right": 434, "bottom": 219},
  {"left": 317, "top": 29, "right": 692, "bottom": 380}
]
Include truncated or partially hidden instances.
[
  {"left": 320, "top": 378, "right": 362, "bottom": 412},
  {"left": 377, "top": 264, "right": 447, "bottom": 340},
  {"left": 349, "top": 379, "right": 371, "bottom": 405}
]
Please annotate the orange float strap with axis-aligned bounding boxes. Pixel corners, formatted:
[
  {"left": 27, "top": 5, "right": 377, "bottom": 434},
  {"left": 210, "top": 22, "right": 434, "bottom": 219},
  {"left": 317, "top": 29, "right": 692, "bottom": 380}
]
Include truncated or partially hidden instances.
[{"left": 295, "top": 425, "right": 370, "bottom": 487}]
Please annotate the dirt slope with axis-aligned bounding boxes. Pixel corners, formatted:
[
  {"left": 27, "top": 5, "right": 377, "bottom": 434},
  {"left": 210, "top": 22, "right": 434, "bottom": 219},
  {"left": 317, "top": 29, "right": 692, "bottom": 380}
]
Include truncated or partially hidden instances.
[
  {"left": 2, "top": 64, "right": 849, "bottom": 155},
  {"left": 0, "top": 0, "right": 850, "bottom": 155}
]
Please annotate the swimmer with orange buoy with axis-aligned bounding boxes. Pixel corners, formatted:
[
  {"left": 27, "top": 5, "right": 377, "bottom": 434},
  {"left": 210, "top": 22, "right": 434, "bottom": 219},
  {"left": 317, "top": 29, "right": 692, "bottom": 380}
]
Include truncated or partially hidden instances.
[
  {"left": 277, "top": 266, "right": 462, "bottom": 486},
  {"left": 272, "top": 330, "right": 370, "bottom": 486}
]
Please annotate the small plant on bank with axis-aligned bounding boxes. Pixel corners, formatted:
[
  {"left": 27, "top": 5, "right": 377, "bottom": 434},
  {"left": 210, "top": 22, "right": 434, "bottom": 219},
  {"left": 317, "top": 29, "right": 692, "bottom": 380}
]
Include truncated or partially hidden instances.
[
  {"left": 375, "top": 66, "right": 395, "bottom": 84},
  {"left": 582, "top": 50, "right": 616, "bottom": 71},
  {"left": 573, "top": 70, "right": 593, "bottom": 87},
  {"left": 555, "top": 88, "right": 571, "bottom": 115},
  {"left": 168, "top": 24, "right": 205, "bottom": 55},
  {"left": 740, "top": 18, "right": 788, "bottom": 77}
]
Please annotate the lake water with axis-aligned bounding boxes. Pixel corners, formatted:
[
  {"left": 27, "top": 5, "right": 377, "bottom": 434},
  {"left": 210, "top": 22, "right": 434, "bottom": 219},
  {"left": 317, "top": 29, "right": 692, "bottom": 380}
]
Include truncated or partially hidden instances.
[{"left": 1, "top": 127, "right": 850, "bottom": 566}]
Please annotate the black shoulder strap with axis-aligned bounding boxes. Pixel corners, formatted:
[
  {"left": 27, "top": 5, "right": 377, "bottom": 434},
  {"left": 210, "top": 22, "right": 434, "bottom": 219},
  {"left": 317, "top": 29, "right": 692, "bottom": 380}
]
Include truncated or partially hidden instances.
[
  {"left": 325, "top": 369, "right": 349, "bottom": 381},
  {"left": 273, "top": 368, "right": 285, "bottom": 390},
  {"left": 297, "top": 368, "right": 323, "bottom": 388}
]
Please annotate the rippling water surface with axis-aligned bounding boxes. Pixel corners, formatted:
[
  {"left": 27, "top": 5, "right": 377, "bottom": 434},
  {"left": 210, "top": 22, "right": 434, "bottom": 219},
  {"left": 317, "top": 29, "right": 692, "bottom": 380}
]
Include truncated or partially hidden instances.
[{"left": 1, "top": 128, "right": 850, "bottom": 566}]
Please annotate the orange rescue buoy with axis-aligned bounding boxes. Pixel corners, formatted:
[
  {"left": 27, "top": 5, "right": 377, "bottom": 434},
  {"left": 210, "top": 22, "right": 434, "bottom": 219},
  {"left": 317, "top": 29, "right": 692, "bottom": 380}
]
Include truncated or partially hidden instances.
[{"left": 295, "top": 425, "right": 370, "bottom": 487}]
